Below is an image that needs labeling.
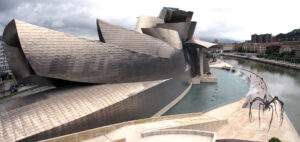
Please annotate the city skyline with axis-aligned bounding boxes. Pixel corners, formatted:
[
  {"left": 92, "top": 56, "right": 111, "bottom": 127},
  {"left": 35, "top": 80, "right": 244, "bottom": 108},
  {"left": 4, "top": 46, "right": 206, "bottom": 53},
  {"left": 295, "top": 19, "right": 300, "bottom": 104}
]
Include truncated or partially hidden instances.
[{"left": 0, "top": 0, "right": 300, "bottom": 41}]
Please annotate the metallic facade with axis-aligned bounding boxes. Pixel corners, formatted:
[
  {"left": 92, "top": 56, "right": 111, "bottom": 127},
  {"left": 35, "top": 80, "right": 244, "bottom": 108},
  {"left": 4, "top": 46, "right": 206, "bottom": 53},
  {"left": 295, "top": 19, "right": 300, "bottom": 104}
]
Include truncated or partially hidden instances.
[
  {"left": 0, "top": 73, "right": 190, "bottom": 141},
  {"left": 156, "top": 22, "right": 197, "bottom": 42},
  {"left": 135, "top": 16, "right": 164, "bottom": 33},
  {"left": 141, "top": 28, "right": 182, "bottom": 50},
  {"left": 185, "top": 37, "right": 217, "bottom": 48},
  {"left": 184, "top": 37, "right": 217, "bottom": 74},
  {"left": 2, "top": 19, "right": 185, "bottom": 85},
  {"left": 159, "top": 7, "right": 193, "bottom": 23},
  {"left": 0, "top": 7, "right": 216, "bottom": 142},
  {"left": 97, "top": 19, "right": 180, "bottom": 58}
]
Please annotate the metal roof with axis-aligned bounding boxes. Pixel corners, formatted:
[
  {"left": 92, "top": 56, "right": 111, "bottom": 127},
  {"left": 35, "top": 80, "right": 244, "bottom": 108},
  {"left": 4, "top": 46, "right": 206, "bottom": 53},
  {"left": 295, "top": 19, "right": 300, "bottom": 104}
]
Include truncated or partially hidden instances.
[{"left": 185, "top": 37, "right": 216, "bottom": 48}]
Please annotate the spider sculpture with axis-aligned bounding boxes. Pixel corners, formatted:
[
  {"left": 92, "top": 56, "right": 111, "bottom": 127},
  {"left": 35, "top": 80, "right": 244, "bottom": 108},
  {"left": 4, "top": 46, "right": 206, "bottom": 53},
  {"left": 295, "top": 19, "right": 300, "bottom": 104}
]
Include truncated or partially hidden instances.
[{"left": 249, "top": 94, "right": 284, "bottom": 131}]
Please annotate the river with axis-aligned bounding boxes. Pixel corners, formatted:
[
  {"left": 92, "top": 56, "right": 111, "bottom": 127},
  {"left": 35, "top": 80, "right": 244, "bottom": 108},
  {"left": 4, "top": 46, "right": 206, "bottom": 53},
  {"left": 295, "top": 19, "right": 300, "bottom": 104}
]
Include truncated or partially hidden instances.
[
  {"left": 222, "top": 56, "right": 300, "bottom": 134},
  {"left": 164, "top": 68, "right": 249, "bottom": 116}
]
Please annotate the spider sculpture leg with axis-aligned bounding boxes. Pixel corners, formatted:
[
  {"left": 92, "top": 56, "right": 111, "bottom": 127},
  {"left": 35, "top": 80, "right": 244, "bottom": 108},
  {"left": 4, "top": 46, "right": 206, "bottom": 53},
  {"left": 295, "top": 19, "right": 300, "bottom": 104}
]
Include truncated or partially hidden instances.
[
  {"left": 270, "top": 96, "right": 285, "bottom": 126},
  {"left": 249, "top": 103, "right": 252, "bottom": 122},
  {"left": 258, "top": 102, "right": 264, "bottom": 128},
  {"left": 249, "top": 97, "right": 264, "bottom": 122},
  {"left": 249, "top": 96, "right": 285, "bottom": 130},
  {"left": 262, "top": 94, "right": 268, "bottom": 115},
  {"left": 272, "top": 101, "right": 278, "bottom": 117},
  {"left": 280, "top": 104, "right": 284, "bottom": 126},
  {"left": 276, "top": 97, "right": 284, "bottom": 126},
  {"left": 268, "top": 105, "right": 274, "bottom": 131}
]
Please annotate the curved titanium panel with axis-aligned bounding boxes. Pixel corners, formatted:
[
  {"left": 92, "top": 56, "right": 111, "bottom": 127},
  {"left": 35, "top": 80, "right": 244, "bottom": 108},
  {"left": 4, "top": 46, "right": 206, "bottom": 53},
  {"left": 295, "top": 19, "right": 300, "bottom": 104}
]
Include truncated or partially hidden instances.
[
  {"left": 97, "top": 19, "right": 178, "bottom": 58},
  {"left": 0, "top": 73, "right": 190, "bottom": 141},
  {"left": 2, "top": 20, "right": 32, "bottom": 80},
  {"left": 2, "top": 19, "right": 185, "bottom": 84},
  {"left": 158, "top": 7, "right": 193, "bottom": 23},
  {"left": 0, "top": 80, "right": 165, "bottom": 141},
  {"left": 141, "top": 28, "right": 182, "bottom": 50},
  {"left": 156, "top": 22, "right": 196, "bottom": 41},
  {"left": 185, "top": 37, "right": 216, "bottom": 48},
  {"left": 135, "top": 16, "right": 164, "bottom": 33}
]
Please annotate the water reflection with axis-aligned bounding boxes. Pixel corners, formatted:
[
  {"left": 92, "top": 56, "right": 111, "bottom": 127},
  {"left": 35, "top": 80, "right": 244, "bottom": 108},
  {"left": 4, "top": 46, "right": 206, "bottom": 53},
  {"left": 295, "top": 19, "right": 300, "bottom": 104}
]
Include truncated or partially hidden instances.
[
  {"left": 164, "top": 68, "right": 249, "bottom": 115},
  {"left": 222, "top": 56, "right": 300, "bottom": 134}
]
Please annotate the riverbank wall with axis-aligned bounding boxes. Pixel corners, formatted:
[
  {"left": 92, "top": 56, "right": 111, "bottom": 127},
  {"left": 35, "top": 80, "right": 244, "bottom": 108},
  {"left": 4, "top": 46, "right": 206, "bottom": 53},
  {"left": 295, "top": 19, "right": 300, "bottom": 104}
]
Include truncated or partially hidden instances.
[{"left": 222, "top": 53, "right": 300, "bottom": 70}]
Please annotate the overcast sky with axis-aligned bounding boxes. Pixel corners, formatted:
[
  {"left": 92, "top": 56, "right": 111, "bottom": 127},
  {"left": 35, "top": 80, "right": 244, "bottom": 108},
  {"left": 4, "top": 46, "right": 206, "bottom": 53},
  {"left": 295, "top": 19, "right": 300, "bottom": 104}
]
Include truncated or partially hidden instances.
[{"left": 0, "top": 0, "right": 299, "bottom": 41}]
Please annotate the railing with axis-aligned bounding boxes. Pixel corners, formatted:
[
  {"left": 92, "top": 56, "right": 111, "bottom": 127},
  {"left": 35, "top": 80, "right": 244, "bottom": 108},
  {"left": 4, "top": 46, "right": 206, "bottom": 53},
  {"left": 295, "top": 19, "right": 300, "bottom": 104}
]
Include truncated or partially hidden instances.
[{"left": 220, "top": 60, "right": 269, "bottom": 97}]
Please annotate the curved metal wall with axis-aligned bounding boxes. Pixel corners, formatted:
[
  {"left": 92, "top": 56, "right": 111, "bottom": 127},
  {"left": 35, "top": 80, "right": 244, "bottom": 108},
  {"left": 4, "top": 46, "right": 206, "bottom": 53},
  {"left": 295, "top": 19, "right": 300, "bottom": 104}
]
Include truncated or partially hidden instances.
[
  {"left": 141, "top": 28, "right": 182, "bottom": 50},
  {"left": 0, "top": 6, "right": 211, "bottom": 142},
  {"left": 0, "top": 70, "right": 191, "bottom": 141},
  {"left": 2, "top": 19, "right": 185, "bottom": 84},
  {"left": 158, "top": 7, "right": 193, "bottom": 23},
  {"left": 97, "top": 19, "right": 179, "bottom": 58},
  {"left": 156, "top": 22, "right": 196, "bottom": 42},
  {"left": 135, "top": 16, "right": 164, "bottom": 33}
]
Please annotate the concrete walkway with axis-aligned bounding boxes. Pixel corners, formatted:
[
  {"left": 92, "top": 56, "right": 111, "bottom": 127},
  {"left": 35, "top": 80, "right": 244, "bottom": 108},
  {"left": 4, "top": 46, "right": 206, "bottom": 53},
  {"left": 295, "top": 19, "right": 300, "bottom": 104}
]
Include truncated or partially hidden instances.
[
  {"left": 44, "top": 112, "right": 226, "bottom": 142},
  {"left": 204, "top": 98, "right": 299, "bottom": 141}
]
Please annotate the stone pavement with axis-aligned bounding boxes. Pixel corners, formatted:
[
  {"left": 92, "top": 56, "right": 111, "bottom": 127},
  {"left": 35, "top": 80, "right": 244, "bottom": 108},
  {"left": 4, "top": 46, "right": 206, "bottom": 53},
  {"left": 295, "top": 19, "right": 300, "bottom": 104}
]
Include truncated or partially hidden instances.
[{"left": 204, "top": 98, "right": 299, "bottom": 141}]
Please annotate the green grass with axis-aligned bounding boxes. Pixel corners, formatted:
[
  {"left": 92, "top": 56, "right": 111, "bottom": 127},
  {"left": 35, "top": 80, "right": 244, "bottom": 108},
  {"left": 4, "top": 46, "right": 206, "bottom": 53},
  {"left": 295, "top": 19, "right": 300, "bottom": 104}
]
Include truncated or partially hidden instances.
[{"left": 0, "top": 85, "right": 41, "bottom": 101}]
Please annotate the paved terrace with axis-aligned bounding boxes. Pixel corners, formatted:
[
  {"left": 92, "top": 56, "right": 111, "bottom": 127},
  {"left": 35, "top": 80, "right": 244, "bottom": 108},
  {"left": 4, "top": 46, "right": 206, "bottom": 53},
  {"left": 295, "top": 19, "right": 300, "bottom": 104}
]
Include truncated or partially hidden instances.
[{"left": 44, "top": 61, "right": 299, "bottom": 142}]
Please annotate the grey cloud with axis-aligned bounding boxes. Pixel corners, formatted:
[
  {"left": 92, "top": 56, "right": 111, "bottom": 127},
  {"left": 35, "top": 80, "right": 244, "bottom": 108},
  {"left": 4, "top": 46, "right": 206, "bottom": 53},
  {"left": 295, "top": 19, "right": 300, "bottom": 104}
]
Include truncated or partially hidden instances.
[
  {"left": 0, "top": 0, "right": 99, "bottom": 39},
  {"left": 194, "top": 21, "right": 242, "bottom": 40},
  {"left": 106, "top": 18, "right": 136, "bottom": 30},
  {"left": 51, "top": 21, "right": 64, "bottom": 28},
  {"left": 210, "top": 8, "right": 228, "bottom": 12},
  {"left": 1, "top": 1, "right": 236, "bottom": 41},
  {"left": 0, "top": 0, "right": 36, "bottom": 12}
]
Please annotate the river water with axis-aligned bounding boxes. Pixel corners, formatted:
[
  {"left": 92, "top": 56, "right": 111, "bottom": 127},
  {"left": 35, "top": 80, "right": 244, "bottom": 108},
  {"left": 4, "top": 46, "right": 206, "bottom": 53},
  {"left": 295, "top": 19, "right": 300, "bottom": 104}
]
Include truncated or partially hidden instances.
[
  {"left": 222, "top": 56, "right": 300, "bottom": 134},
  {"left": 164, "top": 68, "right": 249, "bottom": 115}
]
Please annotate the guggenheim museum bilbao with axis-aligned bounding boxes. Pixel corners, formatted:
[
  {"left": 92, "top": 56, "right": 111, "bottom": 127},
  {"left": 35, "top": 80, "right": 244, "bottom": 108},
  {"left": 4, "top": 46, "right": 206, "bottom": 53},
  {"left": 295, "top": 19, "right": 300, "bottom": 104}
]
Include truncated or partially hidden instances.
[{"left": 0, "top": 7, "right": 216, "bottom": 141}]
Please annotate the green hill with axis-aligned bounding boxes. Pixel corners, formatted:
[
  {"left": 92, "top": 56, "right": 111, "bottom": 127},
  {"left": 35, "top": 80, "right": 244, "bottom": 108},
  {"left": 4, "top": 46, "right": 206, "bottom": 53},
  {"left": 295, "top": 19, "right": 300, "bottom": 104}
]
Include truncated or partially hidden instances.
[{"left": 276, "top": 28, "right": 300, "bottom": 41}]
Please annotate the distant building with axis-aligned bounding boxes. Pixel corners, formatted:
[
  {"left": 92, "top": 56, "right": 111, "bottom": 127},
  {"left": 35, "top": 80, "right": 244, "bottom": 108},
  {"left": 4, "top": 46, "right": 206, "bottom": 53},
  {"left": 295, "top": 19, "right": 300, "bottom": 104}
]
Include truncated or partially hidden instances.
[
  {"left": 279, "top": 41, "right": 300, "bottom": 57},
  {"left": 244, "top": 40, "right": 251, "bottom": 43},
  {"left": 242, "top": 42, "right": 270, "bottom": 54},
  {"left": 0, "top": 42, "right": 9, "bottom": 71},
  {"left": 214, "top": 39, "right": 219, "bottom": 44},
  {"left": 222, "top": 44, "right": 234, "bottom": 52},
  {"left": 294, "top": 46, "right": 300, "bottom": 58},
  {"left": 251, "top": 34, "right": 272, "bottom": 43},
  {"left": 234, "top": 43, "right": 243, "bottom": 49},
  {"left": 280, "top": 45, "right": 293, "bottom": 54}
]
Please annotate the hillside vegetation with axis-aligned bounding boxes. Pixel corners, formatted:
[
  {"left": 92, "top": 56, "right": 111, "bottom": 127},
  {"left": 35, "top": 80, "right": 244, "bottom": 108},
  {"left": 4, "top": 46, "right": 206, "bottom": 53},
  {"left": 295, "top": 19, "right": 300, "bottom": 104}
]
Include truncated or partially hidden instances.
[{"left": 276, "top": 28, "right": 300, "bottom": 41}]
